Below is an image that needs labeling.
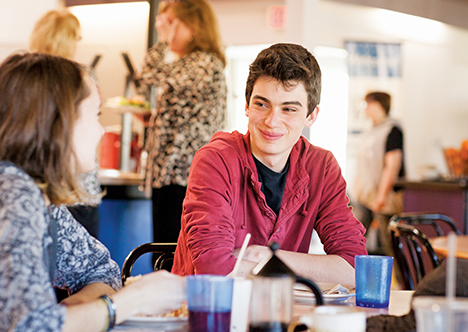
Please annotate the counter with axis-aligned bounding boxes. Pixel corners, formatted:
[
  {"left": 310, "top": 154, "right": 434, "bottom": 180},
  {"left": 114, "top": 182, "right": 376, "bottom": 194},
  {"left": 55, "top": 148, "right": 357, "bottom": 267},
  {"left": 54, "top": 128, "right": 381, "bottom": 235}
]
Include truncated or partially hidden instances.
[
  {"left": 395, "top": 179, "right": 468, "bottom": 233},
  {"left": 98, "top": 169, "right": 153, "bottom": 276}
]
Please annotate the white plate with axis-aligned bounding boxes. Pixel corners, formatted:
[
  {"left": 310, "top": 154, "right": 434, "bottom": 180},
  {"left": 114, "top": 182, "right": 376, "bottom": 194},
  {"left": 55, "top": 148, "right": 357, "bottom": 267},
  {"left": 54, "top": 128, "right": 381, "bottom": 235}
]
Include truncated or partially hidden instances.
[
  {"left": 294, "top": 282, "right": 355, "bottom": 305},
  {"left": 119, "top": 315, "right": 188, "bottom": 330}
]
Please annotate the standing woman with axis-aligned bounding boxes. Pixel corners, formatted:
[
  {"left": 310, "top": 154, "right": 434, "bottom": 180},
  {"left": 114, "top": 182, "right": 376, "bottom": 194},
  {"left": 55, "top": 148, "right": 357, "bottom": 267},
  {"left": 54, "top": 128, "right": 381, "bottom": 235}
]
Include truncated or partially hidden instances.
[
  {"left": 0, "top": 53, "right": 185, "bottom": 332},
  {"left": 29, "top": 9, "right": 102, "bottom": 238},
  {"left": 137, "top": 0, "right": 227, "bottom": 243}
]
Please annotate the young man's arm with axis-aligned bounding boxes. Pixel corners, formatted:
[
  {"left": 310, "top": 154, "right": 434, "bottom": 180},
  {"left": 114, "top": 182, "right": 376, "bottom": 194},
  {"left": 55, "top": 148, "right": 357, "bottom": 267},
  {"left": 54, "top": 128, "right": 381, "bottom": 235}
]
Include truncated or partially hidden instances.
[{"left": 235, "top": 246, "right": 355, "bottom": 285}]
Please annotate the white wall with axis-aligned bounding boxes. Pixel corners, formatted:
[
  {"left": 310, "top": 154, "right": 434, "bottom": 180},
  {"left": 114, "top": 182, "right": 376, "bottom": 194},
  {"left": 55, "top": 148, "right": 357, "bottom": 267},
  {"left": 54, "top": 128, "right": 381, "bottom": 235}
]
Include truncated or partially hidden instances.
[
  {"left": 0, "top": 0, "right": 58, "bottom": 59},
  {"left": 70, "top": 2, "right": 150, "bottom": 128}
]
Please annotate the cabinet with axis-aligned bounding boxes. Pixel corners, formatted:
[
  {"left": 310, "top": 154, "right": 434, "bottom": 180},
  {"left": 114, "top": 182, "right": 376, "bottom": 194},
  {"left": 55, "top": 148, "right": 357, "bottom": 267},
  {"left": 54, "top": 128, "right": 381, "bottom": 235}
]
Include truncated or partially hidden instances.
[{"left": 395, "top": 180, "right": 468, "bottom": 234}]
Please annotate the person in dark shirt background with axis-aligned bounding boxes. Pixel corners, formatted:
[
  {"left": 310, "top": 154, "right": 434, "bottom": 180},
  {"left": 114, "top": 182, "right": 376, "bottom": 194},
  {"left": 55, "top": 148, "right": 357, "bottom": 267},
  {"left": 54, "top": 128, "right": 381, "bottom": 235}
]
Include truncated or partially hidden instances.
[{"left": 352, "top": 91, "right": 405, "bottom": 256}]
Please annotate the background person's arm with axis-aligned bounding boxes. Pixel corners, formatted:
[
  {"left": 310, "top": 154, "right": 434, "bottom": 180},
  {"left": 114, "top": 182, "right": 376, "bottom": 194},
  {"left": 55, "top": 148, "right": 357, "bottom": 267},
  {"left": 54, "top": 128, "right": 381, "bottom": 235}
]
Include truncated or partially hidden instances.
[{"left": 373, "top": 149, "right": 402, "bottom": 212}]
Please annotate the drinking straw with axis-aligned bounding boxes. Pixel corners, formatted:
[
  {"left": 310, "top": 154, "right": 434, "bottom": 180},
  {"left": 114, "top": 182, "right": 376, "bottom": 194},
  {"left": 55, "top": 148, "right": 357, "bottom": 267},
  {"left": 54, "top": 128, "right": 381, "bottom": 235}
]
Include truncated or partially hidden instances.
[
  {"left": 231, "top": 233, "right": 251, "bottom": 278},
  {"left": 446, "top": 232, "right": 457, "bottom": 301},
  {"left": 446, "top": 232, "right": 457, "bottom": 332}
]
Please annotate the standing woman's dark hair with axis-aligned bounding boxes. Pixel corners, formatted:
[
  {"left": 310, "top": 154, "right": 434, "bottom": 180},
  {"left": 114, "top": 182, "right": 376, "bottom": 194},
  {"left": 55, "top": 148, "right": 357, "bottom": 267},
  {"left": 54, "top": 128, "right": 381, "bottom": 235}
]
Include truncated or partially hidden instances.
[{"left": 0, "top": 52, "right": 88, "bottom": 205}]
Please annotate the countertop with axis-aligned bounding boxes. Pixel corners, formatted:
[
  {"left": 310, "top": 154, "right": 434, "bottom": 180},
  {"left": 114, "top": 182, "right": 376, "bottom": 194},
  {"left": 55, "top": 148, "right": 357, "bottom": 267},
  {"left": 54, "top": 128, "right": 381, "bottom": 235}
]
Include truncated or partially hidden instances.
[
  {"left": 395, "top": 178, "right": 468, "bottom": 191},
  {"left": 99, "top": 169, "right": 143, "bottom": 186}
]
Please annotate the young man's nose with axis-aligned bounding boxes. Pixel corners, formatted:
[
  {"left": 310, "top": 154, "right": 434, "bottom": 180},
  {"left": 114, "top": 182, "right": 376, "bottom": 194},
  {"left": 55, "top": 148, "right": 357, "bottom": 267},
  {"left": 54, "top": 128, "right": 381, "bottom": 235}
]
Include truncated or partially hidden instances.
[{"left": 264, "top": 109, "right": 281, "bottom": 127}]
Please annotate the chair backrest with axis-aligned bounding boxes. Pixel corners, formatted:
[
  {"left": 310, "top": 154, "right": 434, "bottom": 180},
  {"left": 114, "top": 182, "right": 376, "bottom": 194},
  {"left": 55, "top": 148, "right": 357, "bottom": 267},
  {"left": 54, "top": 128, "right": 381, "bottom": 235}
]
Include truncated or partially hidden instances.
[
  {"left": 389, "top": 221, "right": 441, "bottom": 290},
  {"left": 121, "top": 243, "right": 177, "bottom": 285},
  {"left": 388, "top": 213, "right": 462, "bottom": 238}
]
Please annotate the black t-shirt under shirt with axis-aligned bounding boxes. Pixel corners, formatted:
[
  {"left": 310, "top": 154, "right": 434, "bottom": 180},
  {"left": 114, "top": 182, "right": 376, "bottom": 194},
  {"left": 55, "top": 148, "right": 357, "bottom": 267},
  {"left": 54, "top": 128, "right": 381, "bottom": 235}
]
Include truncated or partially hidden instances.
[
  {"left": 253, "top": 155, "right": 290, "bottom": 215},
  {"left": 385, "top": 126, "right": 405, "bottom": 178}
]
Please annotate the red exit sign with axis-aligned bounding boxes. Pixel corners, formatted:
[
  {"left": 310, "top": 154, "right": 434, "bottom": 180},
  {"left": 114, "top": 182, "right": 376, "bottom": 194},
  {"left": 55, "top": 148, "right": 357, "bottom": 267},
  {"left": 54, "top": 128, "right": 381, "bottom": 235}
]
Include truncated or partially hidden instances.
[{"left": 268, "top": 5, "right": 287, "bottom": 29}]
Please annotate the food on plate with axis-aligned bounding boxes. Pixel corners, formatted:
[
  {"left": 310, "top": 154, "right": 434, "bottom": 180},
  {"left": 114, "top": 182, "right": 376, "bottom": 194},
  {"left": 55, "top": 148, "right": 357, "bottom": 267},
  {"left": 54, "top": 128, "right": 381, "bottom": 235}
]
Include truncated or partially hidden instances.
[
  {"left": 124, "top": 275, "right": 143, "bottom": 286},
  {"left": 106, "top": 96, "right": 150, "bottom": 110}
]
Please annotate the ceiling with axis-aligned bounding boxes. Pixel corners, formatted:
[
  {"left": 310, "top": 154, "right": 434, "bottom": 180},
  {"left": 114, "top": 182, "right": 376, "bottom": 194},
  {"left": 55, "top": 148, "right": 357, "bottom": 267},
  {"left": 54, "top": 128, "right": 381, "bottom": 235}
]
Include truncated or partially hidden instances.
[
  {"left": 326, "top": 0, "right": 468, "bottom": 30},
  {"left": 65, "top": 0, "right": 468, "bottom": 30}
]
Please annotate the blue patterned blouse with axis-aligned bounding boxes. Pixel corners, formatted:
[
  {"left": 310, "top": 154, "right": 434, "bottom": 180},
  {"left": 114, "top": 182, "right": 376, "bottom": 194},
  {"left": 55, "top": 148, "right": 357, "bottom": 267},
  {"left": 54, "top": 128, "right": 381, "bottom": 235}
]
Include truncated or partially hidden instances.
[{"left": 0, "top": 162, "right": 121, "bottom": 331}]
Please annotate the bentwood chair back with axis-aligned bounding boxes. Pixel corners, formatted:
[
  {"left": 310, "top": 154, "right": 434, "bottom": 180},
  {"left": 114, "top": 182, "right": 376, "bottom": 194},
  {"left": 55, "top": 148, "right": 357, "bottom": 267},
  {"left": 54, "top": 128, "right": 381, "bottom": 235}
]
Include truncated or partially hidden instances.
[
  {"left": 121, "top": 243, "right": 177, "bottom": 285},
  {"left": 388, "top": 213, "right": 461, "bottom": 290},
  {"left": 388, "top": 222, "right": 441, "bottom": 290},
  {"left": 388, "top": 213, "right": 462, "bottom": 238}
]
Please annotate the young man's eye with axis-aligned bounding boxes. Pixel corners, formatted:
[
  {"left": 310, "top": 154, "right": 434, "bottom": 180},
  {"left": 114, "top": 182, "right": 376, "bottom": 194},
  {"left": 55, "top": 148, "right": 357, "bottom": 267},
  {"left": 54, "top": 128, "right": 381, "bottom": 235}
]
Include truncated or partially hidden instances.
[
  {"left": 255, "top": 101, "right": 267, "bottom": 108},
  {"left": 283, "top": 108, "right": 296, "bottom": 112}
]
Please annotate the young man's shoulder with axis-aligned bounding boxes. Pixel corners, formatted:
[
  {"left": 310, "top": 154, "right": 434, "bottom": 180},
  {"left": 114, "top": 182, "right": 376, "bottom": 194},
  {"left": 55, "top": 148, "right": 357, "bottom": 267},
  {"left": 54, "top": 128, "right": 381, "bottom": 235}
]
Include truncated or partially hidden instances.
[
  {"left": 201, "top": 131, "right": 247, "bottom": 155},
  {"left": 292, "top": 136, "right": 335, "bottom": 162}
]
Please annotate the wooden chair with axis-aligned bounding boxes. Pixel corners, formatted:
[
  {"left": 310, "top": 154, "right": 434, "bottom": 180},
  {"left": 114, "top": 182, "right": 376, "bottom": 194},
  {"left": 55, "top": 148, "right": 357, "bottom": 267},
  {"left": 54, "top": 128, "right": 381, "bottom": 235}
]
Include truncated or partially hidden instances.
[
  {"left": 121, "top": 243, "right": 177, "bottom": 285},
  {"left": 388, "top": 213, "right": 460, "bottom": 290},
  {"left": 388, "top": 213, "right": 461, "bottom": 237},
  {"left": 389, "top": 222, "right": 440, "bottom": 290}
]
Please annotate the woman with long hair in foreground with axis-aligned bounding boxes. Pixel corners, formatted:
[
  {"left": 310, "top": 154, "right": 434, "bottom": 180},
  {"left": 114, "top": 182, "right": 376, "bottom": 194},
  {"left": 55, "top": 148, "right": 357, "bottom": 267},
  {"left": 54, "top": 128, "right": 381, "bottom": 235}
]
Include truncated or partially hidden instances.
[{"left": 0, "top": 53, "right": 185, "bottom": 332}]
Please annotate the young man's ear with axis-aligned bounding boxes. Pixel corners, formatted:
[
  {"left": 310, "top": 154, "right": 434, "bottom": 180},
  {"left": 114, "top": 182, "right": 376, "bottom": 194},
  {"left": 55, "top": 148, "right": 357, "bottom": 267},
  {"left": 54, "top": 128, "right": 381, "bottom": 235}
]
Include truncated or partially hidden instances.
[
  {"left": 245, "top": 103, "right": 250, "bottom": 117},
  {"left": 304, "top": 106, "right": 320, "bottom": 128}
]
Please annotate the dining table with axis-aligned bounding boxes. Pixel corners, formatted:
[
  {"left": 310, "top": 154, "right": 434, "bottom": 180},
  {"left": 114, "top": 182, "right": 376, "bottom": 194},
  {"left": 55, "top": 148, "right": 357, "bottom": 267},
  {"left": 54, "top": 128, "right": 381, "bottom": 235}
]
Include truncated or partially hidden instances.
[
  {"left": 430, "top": 235, "right": 468, "bottom": 259},
  {"left": 110, "top": 290, "right": 415, "bottom": 331}
]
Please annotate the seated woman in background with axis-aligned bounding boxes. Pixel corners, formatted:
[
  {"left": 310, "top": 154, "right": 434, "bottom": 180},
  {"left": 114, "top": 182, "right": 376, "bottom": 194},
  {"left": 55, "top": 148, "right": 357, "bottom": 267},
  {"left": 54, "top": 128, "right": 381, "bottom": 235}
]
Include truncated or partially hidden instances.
[
  {"left": 0, "top": 53, "right": 185, "bottom": 332},
  {"left": 29, "top": 9, "right": 101, "bottom": 237}
]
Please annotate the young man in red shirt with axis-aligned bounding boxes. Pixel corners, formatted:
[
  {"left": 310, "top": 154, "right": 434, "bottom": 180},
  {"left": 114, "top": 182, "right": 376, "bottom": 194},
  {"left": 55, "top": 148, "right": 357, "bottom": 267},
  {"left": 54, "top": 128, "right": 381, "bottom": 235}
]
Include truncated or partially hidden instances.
[{"left": 172, "top": 43, "right": 367, "bottom": 285}]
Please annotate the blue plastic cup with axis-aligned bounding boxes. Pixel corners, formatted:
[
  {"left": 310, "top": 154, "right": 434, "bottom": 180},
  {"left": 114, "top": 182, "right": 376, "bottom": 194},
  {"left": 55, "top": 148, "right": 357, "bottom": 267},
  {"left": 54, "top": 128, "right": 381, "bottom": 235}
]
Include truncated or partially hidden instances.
[
  {"left": 355, "top": 255, "right": 393, "bottom": 308},
  {"left": 187, "top": 275, "right": 234, "bottom": 332}
]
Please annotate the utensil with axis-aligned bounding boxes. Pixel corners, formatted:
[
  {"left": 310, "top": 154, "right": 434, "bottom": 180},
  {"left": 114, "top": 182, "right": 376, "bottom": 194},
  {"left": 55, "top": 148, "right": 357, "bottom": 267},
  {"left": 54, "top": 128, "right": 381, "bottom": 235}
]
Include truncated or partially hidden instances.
[{"left": 231, "top": 233, "right": 251, "bottom": 278}]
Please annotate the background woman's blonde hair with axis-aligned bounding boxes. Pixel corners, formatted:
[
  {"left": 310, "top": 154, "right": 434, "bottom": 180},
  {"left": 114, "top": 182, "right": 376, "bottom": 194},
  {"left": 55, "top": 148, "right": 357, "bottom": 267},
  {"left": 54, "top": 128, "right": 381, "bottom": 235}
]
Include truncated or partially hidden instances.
[
  {"left": 160, "top": 0, "right": 226, "bottom": 66},
  {"left": 29, "top": 10, "right": 81, "bottom": 60}
]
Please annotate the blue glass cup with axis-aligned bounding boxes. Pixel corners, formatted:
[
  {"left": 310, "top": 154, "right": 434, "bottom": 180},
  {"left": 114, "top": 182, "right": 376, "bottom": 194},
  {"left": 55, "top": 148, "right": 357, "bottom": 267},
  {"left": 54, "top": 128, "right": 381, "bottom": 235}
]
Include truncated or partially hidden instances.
[
  {"left": 355, "top": 255, "right": 393, "bottom": 308},
  {"left": 187, "top": 275, "right": 234, "bottom": 332}
]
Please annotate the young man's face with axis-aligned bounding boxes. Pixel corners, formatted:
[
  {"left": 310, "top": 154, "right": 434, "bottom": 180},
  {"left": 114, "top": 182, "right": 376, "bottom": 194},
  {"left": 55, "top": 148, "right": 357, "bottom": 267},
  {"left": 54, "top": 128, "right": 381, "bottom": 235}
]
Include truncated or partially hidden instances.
[{"left": 245, "top": 76, "right": 318, "bottom": 172}]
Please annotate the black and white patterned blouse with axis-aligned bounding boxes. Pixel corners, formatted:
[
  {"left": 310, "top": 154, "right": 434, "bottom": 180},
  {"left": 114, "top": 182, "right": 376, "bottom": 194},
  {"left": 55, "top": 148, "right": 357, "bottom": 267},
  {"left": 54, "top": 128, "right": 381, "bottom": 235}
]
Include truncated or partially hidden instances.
[
  {"left": 137, "top": 42, "right": 227, "bottom": 192},
  {"left": 0, "top": 162, "right": 121, "bottom": 332},
  {"left": 74, "top": 161, "right": 102, "bottom": 206}
]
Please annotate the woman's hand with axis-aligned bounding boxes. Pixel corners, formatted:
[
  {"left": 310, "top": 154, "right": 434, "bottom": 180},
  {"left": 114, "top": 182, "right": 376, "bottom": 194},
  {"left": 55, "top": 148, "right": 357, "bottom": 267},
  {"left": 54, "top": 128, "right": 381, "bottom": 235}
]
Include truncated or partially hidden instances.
[{"left": 155, "top": 13, "right": 180, "bottom": 46}]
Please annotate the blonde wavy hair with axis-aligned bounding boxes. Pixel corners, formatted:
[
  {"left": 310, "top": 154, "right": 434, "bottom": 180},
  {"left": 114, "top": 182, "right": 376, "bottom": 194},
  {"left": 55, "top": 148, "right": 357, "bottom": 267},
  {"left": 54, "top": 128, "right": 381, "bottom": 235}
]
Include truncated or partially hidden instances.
[
  {"left": 160, "top": 0, "right": 226, "bottom": 66},
  {"left": 29, "top": 10, "right": 81, "bottom": 60}
]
